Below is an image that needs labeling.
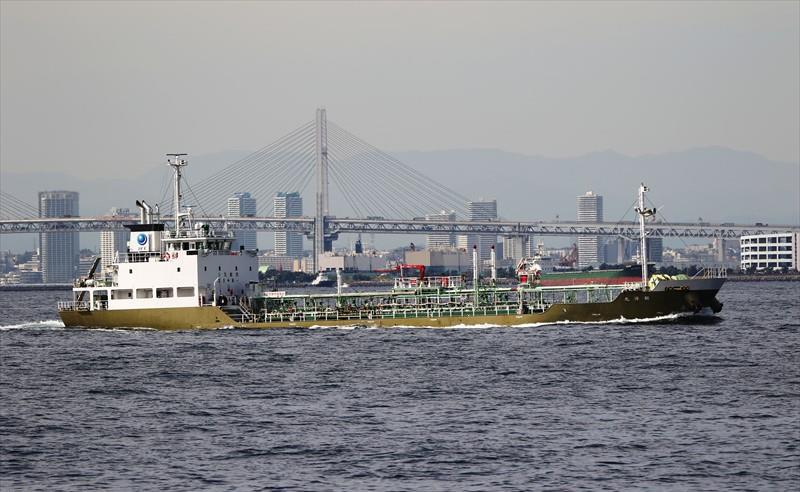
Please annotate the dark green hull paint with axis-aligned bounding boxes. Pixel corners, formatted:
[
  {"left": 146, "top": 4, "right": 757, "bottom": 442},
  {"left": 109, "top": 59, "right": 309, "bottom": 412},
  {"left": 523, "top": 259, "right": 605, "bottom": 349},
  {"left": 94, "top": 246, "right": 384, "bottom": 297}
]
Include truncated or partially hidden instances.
[{"left": 60, "top": 288, "right": 723, "bottom": 330}]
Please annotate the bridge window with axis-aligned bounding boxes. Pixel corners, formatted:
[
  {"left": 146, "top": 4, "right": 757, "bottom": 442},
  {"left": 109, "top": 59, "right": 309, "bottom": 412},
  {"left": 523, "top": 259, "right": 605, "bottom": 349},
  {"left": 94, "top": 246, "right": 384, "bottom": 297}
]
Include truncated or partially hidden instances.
[
  {"left": 136, "top": 288, "right": 153, "bottom": 299},
  {"left": 177, "top": 287, "right": 195, "bottom": 297}
]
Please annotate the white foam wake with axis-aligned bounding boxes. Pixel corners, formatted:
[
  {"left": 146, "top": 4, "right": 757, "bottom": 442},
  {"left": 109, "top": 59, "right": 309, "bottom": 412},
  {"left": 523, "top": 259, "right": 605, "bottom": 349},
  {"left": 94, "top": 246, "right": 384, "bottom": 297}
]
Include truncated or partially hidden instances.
[
  {"left": 0, "top": 319, "right": 65, "bottom": 331},
  {"left": 306, "top": 313, "right": 686, "bottom": 331}
]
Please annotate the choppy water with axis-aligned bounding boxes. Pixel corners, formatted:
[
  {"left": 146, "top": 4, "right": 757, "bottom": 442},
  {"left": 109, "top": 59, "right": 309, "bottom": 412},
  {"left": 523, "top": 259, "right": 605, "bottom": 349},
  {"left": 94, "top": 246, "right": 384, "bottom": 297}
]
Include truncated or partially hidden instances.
[{"left": 1, "top": 282, "right": 799, "bottom": 491}]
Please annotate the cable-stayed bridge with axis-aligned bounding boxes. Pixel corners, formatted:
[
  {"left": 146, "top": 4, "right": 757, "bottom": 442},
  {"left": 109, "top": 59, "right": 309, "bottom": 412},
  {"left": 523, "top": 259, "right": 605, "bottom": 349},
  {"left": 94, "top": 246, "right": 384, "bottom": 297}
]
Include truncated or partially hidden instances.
[
  {"left": 2, "top": 109, "right": 799, "bottom": 268},
  {"left": 1, "top": 215, "right": 798, "bottom": 240}
]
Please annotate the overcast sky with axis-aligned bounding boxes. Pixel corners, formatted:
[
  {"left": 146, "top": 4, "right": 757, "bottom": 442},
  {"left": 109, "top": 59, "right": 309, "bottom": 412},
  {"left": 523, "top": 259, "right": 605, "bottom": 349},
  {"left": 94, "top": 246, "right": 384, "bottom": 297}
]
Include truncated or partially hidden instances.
[{"left": 1, "top": 1, "right": 798, "bottom": 178}]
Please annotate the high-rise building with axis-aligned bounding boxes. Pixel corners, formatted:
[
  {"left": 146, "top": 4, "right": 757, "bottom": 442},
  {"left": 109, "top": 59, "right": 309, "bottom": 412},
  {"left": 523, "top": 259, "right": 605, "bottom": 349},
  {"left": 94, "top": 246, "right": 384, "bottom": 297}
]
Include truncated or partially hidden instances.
[
  {"left": 227, "top": 192, "right": 257, "bottom": 251},
  {"left": 100, "top": 207, "right": 135, "bottom": 271},
  {"left": 577, "top": 191, "right": 603, "bottom": 268},
  {"left": 502, "top": 235, "right": 534, "bottom": 262},
  {"left": 425, "top": 210, "right": 456, "bottom": 250},
  {"left": 39, "top": 191, "right": 79, "bottom": 283},
  {"left": 274, "top": 192, "right": 303, "bottom": 257},
  {"left": 465, "top": 200, "right": 498, "bottom": 260},
  {"left": 647, "top": 237, "right": 663, "bottom": 264}
]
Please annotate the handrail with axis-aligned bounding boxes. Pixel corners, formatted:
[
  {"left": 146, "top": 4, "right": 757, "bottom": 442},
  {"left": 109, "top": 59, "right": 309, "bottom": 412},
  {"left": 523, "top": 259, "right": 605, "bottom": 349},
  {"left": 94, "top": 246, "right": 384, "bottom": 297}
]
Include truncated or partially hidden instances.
[{"left": 692, "top": 267, "right": 727, "bottom": 279}]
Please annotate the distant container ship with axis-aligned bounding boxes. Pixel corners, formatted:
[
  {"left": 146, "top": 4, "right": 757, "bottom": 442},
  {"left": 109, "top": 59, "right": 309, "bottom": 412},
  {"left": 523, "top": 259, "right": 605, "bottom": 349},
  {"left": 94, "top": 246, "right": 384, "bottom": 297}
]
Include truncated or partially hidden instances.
[{"left": 58, "top": 157, "right": 725, "bottom": 330}]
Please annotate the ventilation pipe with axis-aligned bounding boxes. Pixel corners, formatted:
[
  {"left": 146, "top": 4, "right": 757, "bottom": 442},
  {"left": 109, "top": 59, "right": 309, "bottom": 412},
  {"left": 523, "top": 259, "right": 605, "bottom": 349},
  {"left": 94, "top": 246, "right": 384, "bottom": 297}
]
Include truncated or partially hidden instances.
[
  {"left": 490, "top": 245, "right": 497, "bottom": 285},
  {"left": 473, "top": 245, "right": 480, "bottom": 309}
]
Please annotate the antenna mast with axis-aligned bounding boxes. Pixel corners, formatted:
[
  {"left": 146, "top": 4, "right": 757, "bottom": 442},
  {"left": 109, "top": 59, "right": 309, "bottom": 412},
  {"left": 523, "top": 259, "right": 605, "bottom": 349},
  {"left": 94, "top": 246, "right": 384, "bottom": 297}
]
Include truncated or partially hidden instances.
[
  {"left": 635, "top": 183, "right": 656, "bottom": 289},
  {"left": 167, "top": 153, "right": 188, "bottom": 236}
]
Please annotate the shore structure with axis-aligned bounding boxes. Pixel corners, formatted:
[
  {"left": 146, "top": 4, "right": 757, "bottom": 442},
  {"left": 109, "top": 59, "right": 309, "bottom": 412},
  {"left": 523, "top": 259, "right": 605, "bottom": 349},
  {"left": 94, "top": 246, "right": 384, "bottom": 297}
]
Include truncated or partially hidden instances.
[{"left": 58, "top": 159, "right": 726, "bottom": 330}]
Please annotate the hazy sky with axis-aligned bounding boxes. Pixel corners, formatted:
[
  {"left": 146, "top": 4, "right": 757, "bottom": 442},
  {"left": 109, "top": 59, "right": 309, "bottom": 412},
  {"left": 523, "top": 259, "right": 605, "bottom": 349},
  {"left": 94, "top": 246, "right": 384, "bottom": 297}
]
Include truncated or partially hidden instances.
[{"left": 1, "top": 0, "right": 798, "bottom": 178}]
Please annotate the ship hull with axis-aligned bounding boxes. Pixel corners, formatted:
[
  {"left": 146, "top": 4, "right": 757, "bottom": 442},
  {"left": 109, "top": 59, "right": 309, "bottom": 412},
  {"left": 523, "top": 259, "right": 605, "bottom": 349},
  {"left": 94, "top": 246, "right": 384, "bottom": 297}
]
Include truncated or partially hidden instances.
[{"left": 59, "top": 286, "right": 724, "bottom": 330}]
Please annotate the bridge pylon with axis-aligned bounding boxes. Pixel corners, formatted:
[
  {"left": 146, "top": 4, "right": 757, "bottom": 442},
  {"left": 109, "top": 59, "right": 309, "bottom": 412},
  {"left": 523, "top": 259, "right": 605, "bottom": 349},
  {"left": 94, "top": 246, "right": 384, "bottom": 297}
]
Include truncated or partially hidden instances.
[{"left": 313, "top": 108, "right": 333, "bottom": 271}]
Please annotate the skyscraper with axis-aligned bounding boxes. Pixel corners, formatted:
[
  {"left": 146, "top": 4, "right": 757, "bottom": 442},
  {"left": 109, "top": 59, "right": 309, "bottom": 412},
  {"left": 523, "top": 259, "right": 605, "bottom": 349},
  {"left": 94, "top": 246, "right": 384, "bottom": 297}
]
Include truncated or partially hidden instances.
[
  {"left": 274, "top": 192, "right": 303, "bottom": 257},
  {"left": 502, "top": 235, "right": 534, "bottom": 262},
  {"left": 100, "top": 207, "right": 134, "bottom": 271},
  {"left": 227, "top": 192, "right": 257, "bottom": 251},
  {"left": 577, "top": 191, "right": 603, "bottom": 268},
  {"left": 39, "top": 191, "right": 79, "bottom": 283},
  {"left": 425, "top": 210, "right": 456, "bottom": 250},
  {"left": 465, "top": 200, "right": 498, "bottom": 261}
]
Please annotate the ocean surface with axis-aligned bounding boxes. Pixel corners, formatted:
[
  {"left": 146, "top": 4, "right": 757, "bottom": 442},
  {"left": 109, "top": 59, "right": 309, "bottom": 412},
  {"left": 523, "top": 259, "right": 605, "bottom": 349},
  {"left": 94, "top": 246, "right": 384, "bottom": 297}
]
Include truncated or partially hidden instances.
[{"left": 1, "top": 282, "right": 798, "bottom": 491}]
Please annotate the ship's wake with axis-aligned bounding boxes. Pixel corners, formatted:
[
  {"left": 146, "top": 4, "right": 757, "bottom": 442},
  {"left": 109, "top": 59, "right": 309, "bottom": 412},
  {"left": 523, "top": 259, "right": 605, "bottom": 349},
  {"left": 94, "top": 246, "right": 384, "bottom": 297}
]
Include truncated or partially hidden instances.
[
  {"left": 0, "top": 319, "right": 65, "bottom": 331},
  {"left": 306, "top": 312, "right": 721, "bottom": 331}
]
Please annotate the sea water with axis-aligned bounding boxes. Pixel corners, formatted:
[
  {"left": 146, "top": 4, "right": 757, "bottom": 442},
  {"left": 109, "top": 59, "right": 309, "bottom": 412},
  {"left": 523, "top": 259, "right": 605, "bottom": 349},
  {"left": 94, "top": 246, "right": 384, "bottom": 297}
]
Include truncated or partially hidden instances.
[{"left": 1, "top": 282, "right": 798, "bottom": 490}]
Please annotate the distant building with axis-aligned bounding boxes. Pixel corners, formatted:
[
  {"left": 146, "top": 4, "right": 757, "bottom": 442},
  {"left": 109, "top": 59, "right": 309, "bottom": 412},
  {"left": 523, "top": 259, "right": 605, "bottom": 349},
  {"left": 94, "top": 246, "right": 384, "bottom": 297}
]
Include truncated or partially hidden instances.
[
  {"left": 425, "top": 210, "right": 456, "bottom": 249},
  {"left": 39, "top": 191, "right": 79, "bottom": 283},
  {"left": 259, "top": 254, "right": 295, "bottom": 272},
  {"left": 227, "top": 192, "right": 257, "bottom": 251},
  {"left": 318, "top": 252, "right": 390, "bottom": 272},
  {"left": 274, "top": 192, "right": 303, "bottom": 257},
  {"left": 464, "top": 200, "right": 497, "bottom": 261},
  {"left": 740, "top": 232, "right": 800, "bottom": 271},
  {"left": 404, "top": 249, "right": 472, "bottom": 274},
  {"left": 502, "top": 235, "right": 534, "bottom": 263},
  {"left": 79, "top": 254, "right": 98, "bottom": 277},
  {"left": 100, "top": 207, "right": 135, "bottom": 271},
  {"left": 577, "top": 191, "right": 603, "bottom": 268},
  {"left": 647, "top": 237, "right": 663, "bottom": 264}
]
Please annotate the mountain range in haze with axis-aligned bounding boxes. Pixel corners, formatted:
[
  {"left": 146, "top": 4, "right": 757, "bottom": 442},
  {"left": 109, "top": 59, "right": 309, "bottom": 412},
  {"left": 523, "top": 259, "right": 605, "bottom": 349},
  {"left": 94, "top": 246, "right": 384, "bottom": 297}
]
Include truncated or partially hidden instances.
[{"left": 3, "top": 146, "right": 797, "bottom": 227}]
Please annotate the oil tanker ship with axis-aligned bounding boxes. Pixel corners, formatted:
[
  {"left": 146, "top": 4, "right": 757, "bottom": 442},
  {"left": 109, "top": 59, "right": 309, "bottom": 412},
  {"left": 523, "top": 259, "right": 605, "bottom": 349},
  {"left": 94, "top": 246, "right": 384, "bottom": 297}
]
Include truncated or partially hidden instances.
[{"left": 58, "top": 155, "right": 725, "bottom": 330}]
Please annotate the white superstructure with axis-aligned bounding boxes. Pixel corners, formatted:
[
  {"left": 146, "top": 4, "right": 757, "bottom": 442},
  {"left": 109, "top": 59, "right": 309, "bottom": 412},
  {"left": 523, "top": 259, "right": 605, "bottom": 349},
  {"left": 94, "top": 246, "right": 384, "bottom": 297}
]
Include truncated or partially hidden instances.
[
  {"left": 740, "top": 232, "right": 800, "bottom": 271},
  {"left": 66, "top": 155, "right": 259, "bottom": 312}
]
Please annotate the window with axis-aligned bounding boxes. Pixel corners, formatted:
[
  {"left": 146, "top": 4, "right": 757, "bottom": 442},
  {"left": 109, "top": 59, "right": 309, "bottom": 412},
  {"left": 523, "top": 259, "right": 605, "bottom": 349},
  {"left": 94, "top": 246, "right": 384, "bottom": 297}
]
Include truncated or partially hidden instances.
[
  {"left": 156, "top": 287, "right": 174, "bottom": 298},
  {"left": 177, "top": 267, "right": 181, "bottom": 272},
  {"left": 129, "top": 269, "right": 133, "bottom": 274},
  {"left": 136, "top": 288, "right": 153, "bottom": 299},
  {"left": 177, "top": 287, "right": 195, "bottom": 297},
  {"left": 204, "top": 266, "right": 207, "bottom": 271},
  {"left": 111, "top": 289, "right": 133, "bottom": 300}
]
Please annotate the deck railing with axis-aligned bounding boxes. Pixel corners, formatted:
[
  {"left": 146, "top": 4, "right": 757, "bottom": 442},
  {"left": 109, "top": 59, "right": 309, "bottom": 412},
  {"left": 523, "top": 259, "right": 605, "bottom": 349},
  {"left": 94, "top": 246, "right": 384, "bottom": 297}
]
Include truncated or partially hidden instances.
[
  {"left": 57, "top": 301, "right": 91, "bottom": 311},
  {"left": 692, "top": 267, "right": 728, "bottom": 279}
]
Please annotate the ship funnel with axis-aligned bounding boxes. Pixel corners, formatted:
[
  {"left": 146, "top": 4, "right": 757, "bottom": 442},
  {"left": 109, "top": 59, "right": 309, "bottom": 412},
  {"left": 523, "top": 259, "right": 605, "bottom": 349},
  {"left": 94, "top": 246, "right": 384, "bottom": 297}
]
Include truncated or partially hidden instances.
[
  {"left": 135, "top": 200, "right": 149, "bottom": 224},
  {"left": 140, "top": 200, "right": 153, "bottom": 224}
]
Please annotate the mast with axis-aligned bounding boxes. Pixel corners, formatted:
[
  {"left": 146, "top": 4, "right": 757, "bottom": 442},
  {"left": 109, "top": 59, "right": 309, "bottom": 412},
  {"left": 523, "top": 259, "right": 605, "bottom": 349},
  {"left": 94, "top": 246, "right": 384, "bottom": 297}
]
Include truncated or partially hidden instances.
[
  {"left": 635, "top": 183, "right": 656, "bottom": 288},
  {"left": 167, "top": 153, "right": 188, "bottom": 236}
]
